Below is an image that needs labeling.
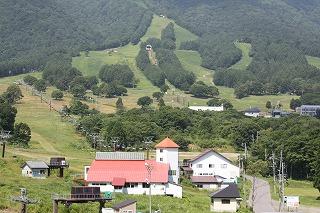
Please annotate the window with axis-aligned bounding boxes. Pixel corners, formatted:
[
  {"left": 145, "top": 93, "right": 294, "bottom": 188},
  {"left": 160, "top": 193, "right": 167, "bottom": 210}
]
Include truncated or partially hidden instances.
[
  {"left": 114, "top": 186, "right": 123, "bottom": 189},
  {"left": 160, "top": 149, "right": 163, "bottom": 153},
  {"left": 203, "top": 173, "right": 208, "bottom": 175},
  {"left": 222, "top": 199, "right": 230, "bottom": 204},
  {"left": 221, "top": 164, "right": 227, "bottom": 169},
  {"left": 123, "top": 211, "right": 133, "bottom": 213},
  {"left": 40, "top": 170, "right": 45, "bottom": 174},
  {"left": 125, "top": 183, "right": 138, "bottom": 188},
  {"left": 199, "top": 173, "right": 202, "bottom": 175},
  {"left": 143, "top": 183, "right": 150, "bottom": 188},
  {"left": 209, "top": 164, "right": 214, "bottom": 168},
  {"left": 196, "top": 164, "right": 202, "bottom": 168},
  {"left": 160, "top": 158, "right": 163, "bottom": 162},
  {"left": 197, "top": 184, "right": 203, "bottom": 188},
  {"left": 168, "top": 170, "right": 176, "bottom": 175}
]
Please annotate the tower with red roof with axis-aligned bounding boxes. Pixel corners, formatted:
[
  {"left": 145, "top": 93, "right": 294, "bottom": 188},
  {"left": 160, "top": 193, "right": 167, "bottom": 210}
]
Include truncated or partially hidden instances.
[{"left": 155, "top": 137, "right": 180, "bottom": 184}]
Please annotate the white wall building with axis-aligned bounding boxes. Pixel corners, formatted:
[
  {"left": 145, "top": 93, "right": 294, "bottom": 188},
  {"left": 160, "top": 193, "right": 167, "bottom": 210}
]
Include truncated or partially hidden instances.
[
  {"left": 21, "top": 161, "right": 48, "bottom": 179},
  {"left": 244, "top": 107, "right": 261, "bottom": 117},
  {"left": 210, "top": 184, "right": 241, "bottom": 212},
  {"left": 188, "top": 106, "right": 224, "bottom": 112},
  {"left": 84, "top": 138, "right": 182, "bottom": 198},
  {"left": 188, "top": 150, "right": 240, "bottom": 180},
  {"left": 155, "top": 137, "right": 180, "bottom": 184}
]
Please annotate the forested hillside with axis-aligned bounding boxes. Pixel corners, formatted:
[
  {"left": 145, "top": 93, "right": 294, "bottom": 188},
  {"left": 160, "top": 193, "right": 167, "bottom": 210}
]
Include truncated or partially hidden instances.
[
  {"left": 144, "top": 0, "right": 320, "bottom": 96},
  {"left": 0, "top": 0, "right": 152, "bottom": 77}
]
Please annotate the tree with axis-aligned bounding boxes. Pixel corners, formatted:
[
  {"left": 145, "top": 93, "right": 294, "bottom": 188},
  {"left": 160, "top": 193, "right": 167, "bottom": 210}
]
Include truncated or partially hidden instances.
[
  {"left": 23, "top": 75, "right": 37, "bottom": 85},
  {"left": 137, "top": 96, "right": 153, "bottom": 108},
  {"left": 0, "top": 102, "right": 17, "bottom": 131},
  {"left": 69, "top": 99, "right": 90, "bottom": 115},
  {"left": 152, "top": 92, "right": 163, "bottom": 101},
  {"left": 116, "top": 97, "right": 124, "bottom": 111},
  {"left": 190, "top": 82, "right": 219, "bottom": 98},
  {"left": 3, "top": 84, "right": 23, "bottom": 104},
  {"left": 70, "top": 84, "right": 86, "bottom": 98},
  {"left": 290, "top": 98, "right": 302, "bottom": 110},
  {"left": 11, "top": 123, "right": 31, "bottom": 147},
  {"left": 34, "top": 79, "right": 47, "bottom": 92},
  {"left": 160, "top": 84, "right": 170, "bottom": 93},
  {"left": 51, "top": 90, "right": 64, "bottom": 100},
  {"left": 266, "top": 101, "right": 272, "bottom": 110},
  {"left": 158, "top": 98, "right": 166, "bottom": 107}
]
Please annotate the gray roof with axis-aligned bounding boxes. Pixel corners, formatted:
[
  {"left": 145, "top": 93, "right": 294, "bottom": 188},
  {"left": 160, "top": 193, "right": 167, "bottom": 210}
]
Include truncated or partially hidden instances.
[
  {"left": 113, "top": 199, "right": 136, "bottom": 210},
  {"left": 189, "top": 149, "right": 233, "bottom": 164},
  {"left": 22, "top": 161, "right": 48, "bottom": 169},
  {"left": 95, "top": 152, "right": 144, "bottom": 160},
  {"left": 244, "top": 107, "right": 261, "bottom": 113},
  {"left": 210, "top": 184, "right": 240, "bottom": 198}
]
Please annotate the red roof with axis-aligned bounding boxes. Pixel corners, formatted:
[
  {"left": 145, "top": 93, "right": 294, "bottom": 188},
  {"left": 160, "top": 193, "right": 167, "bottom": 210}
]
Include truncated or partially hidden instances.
[
  {"left": 112, "top": 177, "right": 126, "bottom": 186},
  {"left": 155, "top": 137, "right": 180, "bottom": 148},
  {"left": 87, "top": 160, "right": 169, "bottom": 183}
]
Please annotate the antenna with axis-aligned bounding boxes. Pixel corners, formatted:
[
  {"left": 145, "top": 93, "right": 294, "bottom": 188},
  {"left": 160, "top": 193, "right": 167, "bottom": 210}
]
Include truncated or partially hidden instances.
[{"left": 11, "top": 188, "right": 38, "bottom": 213}]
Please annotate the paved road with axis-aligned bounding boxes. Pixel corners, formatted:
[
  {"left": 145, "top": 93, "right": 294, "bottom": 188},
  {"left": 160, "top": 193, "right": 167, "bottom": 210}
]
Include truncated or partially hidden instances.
[
  {"left": 247, "top": 176, "right": 275, "bottom": 213},
  {"left": 247, "top": 176, "right": 320, "bottom": 213}
]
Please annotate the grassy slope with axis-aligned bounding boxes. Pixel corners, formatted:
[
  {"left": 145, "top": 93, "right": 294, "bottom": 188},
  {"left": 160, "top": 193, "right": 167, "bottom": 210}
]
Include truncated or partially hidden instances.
[
  {"left": 176, "top": 50, "right": 298, "bottom": 111},
  {"left": 268, "top": 179, "right": 320, "bottom": 207},
  {"left": 0, "top": 74, "right": 218, "bottom": 212},
  {"left": 230, "top": 42, "right": 252, "bottom": 70},
  {"left": 307, "top": 55, "right": 320, "bottom": 68}
]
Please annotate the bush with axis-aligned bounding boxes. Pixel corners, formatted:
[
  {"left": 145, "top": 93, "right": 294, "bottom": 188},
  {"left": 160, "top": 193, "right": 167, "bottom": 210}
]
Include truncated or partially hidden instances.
[{"left": 51, "top": 90, "right": 64, "bottom": 100}]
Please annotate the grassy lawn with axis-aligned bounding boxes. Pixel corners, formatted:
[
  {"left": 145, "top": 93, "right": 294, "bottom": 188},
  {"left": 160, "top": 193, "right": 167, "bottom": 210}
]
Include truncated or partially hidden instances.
[
  {"left": 307, "top": 55, "right": 320, "bottom": 68},
  {"left": 231, "top": 42, "right": 252, "bottom": 70},
  {"left": 268, "top": 178, "right": 320, "bottom": 207}
]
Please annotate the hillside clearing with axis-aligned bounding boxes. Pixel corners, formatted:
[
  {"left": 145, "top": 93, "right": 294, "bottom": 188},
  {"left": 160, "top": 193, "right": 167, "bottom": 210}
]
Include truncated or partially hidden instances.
[
  {"left": 231, "top": 42, "right": 252, "bottom": 70},
  {"left": 307, "top": 55, "right": 320, "bottom": 69}
]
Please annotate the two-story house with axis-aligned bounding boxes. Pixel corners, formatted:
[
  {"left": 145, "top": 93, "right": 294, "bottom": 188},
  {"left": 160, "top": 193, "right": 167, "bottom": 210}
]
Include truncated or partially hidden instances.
[{"left": 181, "top": 150, "right": 240, "bottom": 189}]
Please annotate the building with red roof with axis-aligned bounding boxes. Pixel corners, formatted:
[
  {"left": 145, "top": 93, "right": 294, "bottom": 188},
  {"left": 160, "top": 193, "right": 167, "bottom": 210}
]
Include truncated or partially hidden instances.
[{"left": 84, "top": 138, "right": 182, "bottom": 198}]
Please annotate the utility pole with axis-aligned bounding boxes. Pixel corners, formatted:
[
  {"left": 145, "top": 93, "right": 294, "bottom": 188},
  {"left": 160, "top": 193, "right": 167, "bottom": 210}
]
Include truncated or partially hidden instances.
[
  {"left": 11, "top": 188, "right": 37, "bottom": 213},
  {"left": 278, "top": 150, "right": 285, "bottom": 212},
  {"left": 252, "top": 176, "right": 256, "bottom": 210},
  {"left": 144, "top": 136, "right": 153, "bottom": 160},
  {"left": 111, "top": 137, "right": 120, "bottom": 152},
  {"left": 0, "top": 130, "right": 11, "bottom": 158},
  {"left": 242, "top": 142, "right": 247, "bottom": 160},
  {"left": 145, "top": 162, "right": 153, "bottom": 213},
  {"left": 241, "top": 155, "right": 247, "bottom": 207},
  {"left": 271, "top": 151, "right": 276, "bottom": 192}
]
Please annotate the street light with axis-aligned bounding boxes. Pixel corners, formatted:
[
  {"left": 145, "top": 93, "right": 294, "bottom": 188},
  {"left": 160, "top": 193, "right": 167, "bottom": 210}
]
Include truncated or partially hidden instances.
[{"left": 145, "top": 162, "right": 153, "bottom": 213}]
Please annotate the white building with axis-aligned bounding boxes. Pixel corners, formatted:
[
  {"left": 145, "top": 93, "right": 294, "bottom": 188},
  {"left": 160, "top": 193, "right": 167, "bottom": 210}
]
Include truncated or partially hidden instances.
[
  {"left": 210, "top": 184, "right": 241, "bottom": 212},
  {"left": 188, "top": 106, "right": 224, "bottom": 112},
  {"left": 244, "top": 107, "right": 261, "bottom": 117},
  {"left": 21, "top": 161, "right": 48, "bottom": 179},
  {"left": 155, "top": 137, "right": 180, "bottom": 184},
  {"left": 84, "top": 138, "right": 182, "bottom": 198},
  {"left": 188, "top": 149, "right": 240, "bottom": 179}
]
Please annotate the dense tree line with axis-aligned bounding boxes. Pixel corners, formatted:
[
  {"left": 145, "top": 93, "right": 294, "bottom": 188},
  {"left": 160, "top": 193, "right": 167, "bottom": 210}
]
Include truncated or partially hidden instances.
[
  {"left": 99, "top": 64, "right": 135, "bottom": 87},
  {"left": 77, "top": 105, "right": 320, "bottom": 183},
  {"left": 0, "top": 0, "right": 152, "bottom": 78},
  {"left": 161, "top": 23, "right": 176, "bottom": 50},
  {"left": 290, "top": 92, "right": 320, "bottom": 110},
  {"left": 144, "top": 0, "right": 320, "bottom": 96},
  {"left": 156, "top": 48, "right": 196, "bottom": 90},
  {"left": 0, "top": 85, "right": 31, "bottom": 146}
]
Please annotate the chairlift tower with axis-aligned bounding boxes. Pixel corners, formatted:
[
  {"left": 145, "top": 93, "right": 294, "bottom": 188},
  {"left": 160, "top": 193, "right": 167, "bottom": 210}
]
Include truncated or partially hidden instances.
[
  {"left": 0, "top": 130, "right": 11, "bottom": 158},
  {"left": 11, "top": 188, "right": 37, "bottom": 213}
]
